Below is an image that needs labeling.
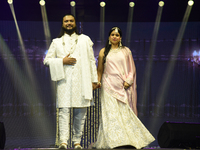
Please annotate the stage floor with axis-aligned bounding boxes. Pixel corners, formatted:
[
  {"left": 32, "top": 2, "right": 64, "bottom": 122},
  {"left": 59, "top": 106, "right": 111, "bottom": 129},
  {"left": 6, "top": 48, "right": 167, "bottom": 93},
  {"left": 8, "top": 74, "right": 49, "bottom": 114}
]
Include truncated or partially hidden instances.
[{"left": 2, "top": 148, "right": 200, "bottom": 150}]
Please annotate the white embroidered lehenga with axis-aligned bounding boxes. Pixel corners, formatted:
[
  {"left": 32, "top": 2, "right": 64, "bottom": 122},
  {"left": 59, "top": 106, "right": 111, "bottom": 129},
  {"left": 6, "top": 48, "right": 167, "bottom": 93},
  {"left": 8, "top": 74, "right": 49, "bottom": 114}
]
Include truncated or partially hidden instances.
[{"left": 95, "top": 47, "right": 155, "bottom": 149}]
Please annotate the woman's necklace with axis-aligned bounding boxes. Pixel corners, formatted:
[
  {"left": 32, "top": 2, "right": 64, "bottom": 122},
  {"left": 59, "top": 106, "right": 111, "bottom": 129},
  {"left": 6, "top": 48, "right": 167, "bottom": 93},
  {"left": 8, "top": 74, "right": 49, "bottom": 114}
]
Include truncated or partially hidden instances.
[{"left": 110, "top": 47, "right": 121, "bottom": 53}]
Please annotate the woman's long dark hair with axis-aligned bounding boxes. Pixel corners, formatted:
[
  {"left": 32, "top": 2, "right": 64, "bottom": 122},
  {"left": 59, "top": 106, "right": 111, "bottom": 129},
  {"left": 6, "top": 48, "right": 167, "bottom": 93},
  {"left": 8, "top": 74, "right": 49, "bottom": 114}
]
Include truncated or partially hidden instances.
[
  {"left": 57, "top": 14, "right": 79, "bottom": 38},
  {"left": 103, "top": 27, "right": 124, "bottom": 63}
]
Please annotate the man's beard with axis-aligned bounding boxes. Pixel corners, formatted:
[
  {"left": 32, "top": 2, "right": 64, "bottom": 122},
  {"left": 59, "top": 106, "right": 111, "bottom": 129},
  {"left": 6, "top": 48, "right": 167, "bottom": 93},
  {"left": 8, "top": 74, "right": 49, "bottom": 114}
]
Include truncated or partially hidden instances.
[{"left": 62, "top": 26, "right": 76, "bottom": 35}]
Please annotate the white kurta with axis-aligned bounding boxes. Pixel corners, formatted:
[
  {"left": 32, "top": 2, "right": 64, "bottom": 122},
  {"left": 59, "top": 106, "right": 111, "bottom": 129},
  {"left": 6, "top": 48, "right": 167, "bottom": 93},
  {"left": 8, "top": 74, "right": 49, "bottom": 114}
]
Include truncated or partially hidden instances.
[{"left": 43, "top": 33, "right": 98, "bottom": 108}]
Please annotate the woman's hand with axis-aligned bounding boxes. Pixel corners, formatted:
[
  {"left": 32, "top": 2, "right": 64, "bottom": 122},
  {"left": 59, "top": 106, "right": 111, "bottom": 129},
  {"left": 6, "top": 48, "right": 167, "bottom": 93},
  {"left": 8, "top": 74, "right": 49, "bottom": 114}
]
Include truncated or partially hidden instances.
[{"left": 124, "top": 82, "right": 130, "bottom": 90}]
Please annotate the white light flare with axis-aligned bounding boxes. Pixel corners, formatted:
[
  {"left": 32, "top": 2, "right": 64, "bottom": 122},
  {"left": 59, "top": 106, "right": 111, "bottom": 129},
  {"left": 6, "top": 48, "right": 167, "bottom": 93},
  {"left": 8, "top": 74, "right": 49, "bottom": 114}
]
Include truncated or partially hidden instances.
[
  {"left": 100, "top": 1, "right": 106, "bottom": 7},
  {"left": 39, "top": 0, "right": 45, "bottom": 6},
  {"left": 159, "top": 1, "right": 164, "bottom": 7},
  {"left": 193, "top": 50, "right": 198, "bottom": 56},
  {"left": 70, "top": 1, "right": 76, "bottom": 7},
  {"left": 188, "top": 0, "right": 194, "bottom": 6},
  {"left": 129, "top": 2, "right": 135, "bottom": 7},
  {"left": 7, "top": 0, "right": 13, "bottom": 4}
]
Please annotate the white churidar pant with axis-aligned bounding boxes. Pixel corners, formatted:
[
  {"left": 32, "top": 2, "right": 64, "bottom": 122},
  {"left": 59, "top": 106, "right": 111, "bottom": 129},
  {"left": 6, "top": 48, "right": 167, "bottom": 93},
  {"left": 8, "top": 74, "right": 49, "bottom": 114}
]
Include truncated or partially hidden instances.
[{"left": 59, "top": 107, "right": 87, "bottom": 145}]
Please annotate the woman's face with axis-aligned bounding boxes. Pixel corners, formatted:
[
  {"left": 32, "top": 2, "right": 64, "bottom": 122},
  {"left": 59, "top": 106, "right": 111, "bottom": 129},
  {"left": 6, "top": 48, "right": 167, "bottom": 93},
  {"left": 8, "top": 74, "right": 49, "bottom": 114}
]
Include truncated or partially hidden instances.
[{"left": 109, "top": 30, "right": 121, "bottom": 45}]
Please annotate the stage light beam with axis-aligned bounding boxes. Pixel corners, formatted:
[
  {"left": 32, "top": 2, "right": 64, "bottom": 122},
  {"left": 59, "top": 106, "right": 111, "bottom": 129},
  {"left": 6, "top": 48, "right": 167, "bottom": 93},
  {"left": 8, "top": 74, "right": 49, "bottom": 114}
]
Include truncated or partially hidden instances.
[
  {"left": 0, "top": 34, "right": 53, "bottom": 143},
  {"left": 6, "top": 0, "right": 58, "bottom": 143},
  {"left": 40, "top": 0, "right": 51, "bottom": 48},
  {"left": 140, "top": 0, "right": 164, "bottom": 120},
  {"left": 155, "top": 0, "right": 193, "bottom": 118},
  {"left": 8, "top": 0, "right": 48, "bottom": 108},
  {"left": 8, "top": 2, "right": 33, "bottom": 80},
  {"left": 125, "top": 1, "right": 135, "bottom": 47},
  {"left": 70, "top": 1, "right": 76, "bottom": 17},
  {"left": 100, "top": 1, "right": 105, "bottom": 47}
]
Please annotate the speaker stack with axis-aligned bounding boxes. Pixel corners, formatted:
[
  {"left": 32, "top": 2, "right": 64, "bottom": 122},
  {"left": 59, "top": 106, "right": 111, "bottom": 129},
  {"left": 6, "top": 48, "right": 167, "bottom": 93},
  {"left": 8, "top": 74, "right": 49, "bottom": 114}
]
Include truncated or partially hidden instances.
[
  {"left": 0, "top": 122, "right": 6, "bottom": 149},
  {"left": 157, "top": 121, "right": 200, "bottom": 149}
]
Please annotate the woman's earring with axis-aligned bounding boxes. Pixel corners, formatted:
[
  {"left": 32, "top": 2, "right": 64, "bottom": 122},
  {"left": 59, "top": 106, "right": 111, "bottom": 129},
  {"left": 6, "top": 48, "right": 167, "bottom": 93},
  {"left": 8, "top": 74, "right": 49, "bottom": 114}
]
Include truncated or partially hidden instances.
[
  {"left": 109, "top": 40, "right": 111, "bottom": 45},
  {"left": 119, "top": 40, "right": 122, "bottom": 47}
]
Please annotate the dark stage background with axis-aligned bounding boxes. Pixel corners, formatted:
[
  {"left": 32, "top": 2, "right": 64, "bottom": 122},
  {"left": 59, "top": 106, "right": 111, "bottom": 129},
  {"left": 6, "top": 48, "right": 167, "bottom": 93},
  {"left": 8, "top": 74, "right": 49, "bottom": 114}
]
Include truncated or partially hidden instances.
[{"left": 0, "top": 21, "right": 200, "bottom": 149}]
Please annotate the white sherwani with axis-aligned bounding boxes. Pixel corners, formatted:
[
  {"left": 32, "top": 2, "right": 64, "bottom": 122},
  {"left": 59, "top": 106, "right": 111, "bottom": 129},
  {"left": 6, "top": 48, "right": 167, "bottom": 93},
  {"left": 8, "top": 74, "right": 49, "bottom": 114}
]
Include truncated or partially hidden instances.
[{"left": 43, "top": 33, "right": 98, "bottom": 108}]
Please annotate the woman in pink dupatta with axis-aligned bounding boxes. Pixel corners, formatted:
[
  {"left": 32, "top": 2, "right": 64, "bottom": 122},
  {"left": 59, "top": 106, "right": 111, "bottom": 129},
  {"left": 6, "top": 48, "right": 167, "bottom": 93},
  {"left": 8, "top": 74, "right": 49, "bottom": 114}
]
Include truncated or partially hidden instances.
[{"left": 95, "top": 27, "right": 155, "bottom": 149}]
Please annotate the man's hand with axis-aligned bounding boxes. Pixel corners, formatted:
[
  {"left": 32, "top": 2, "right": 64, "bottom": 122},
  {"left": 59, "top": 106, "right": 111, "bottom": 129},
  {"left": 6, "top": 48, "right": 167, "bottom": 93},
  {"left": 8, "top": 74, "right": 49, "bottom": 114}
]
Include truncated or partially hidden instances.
[
  {"left": 63, "top": 54, "right": 76, "bottom": 65},
  {"left": 96, "top": 82, "right": 101, "bottom": 89},
  {"left": 92, "top": 83, "right": 98, "bottom": 90}
]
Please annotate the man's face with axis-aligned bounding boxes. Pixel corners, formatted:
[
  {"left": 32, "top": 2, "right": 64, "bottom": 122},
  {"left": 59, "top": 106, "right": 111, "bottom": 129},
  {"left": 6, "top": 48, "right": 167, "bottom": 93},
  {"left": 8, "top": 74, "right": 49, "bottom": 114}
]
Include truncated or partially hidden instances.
[{"left": 62, "top": 15, "right": 76, "bottom": 30}]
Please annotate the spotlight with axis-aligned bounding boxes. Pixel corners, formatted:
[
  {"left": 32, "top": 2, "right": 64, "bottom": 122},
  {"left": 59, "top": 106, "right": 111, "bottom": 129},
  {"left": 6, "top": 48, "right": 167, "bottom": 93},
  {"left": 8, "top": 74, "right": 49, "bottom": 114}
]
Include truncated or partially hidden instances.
[
  {"left": 7, "top": 0, "right": 13, "bottom": 4},
  {"left": 188, "top": 0, "right": 194, "bottom": 6},
  {"left": 70, "top": 1, "right": 76, "bottom": 7},
  {"left": 193, "top": 50, "right": 197, "bottom": 57},
  {"left": 100, "top": 1, "right": 106, "bottom": 7},
  {"left": 129, "top": 2, "right": 135, "bottom": 7},
  {"left": 39, "top": 0, "right": 45, "bottom": 6},
  {"left": 159, "top": 1, "right": 164, "bottom": 7}
]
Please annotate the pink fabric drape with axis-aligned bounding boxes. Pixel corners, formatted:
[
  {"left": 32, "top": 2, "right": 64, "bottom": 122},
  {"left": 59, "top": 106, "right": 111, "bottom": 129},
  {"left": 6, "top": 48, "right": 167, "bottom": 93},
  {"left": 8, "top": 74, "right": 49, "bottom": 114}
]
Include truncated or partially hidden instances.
[{"left": 102, "top": 47, "right": 137, "bottom": 115}]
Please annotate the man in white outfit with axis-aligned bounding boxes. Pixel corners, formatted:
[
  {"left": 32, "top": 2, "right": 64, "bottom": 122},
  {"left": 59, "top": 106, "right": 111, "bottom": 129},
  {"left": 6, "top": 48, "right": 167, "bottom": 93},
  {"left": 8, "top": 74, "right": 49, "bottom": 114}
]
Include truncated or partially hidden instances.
[{"left": 43, "top": 14, "right": 98, "bottom": 149}]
